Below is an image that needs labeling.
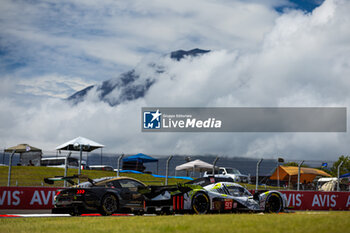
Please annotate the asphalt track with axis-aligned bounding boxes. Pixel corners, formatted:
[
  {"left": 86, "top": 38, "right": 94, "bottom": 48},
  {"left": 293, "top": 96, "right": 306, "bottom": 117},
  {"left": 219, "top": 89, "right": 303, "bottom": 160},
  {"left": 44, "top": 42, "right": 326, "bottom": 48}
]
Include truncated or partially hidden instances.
[
  {"left": 0, "top": 209, "right": 154, "bottom": 218},
  {"left": 0, "top": 213, "right": 134, "bottom": 218}
]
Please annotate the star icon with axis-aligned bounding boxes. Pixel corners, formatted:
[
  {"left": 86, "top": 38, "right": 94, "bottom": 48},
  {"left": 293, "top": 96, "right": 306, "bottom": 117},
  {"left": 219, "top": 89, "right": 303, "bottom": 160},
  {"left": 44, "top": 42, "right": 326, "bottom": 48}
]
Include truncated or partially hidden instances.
[{"left": 151, "top": 109, "right": 161, "bottom": 122}]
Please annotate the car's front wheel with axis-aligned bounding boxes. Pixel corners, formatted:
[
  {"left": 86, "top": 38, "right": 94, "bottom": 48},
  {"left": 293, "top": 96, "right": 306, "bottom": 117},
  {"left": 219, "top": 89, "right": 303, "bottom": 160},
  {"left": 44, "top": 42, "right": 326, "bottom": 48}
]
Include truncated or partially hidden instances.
[
  {"left": 100, "top": 194, "right": 118, "bottom": 216},
  {"left": 265, "top": 193, "right": 283, "bottom": 213},
  {"left": 191, "top": 192, "right": 210, "bottom": 214}
]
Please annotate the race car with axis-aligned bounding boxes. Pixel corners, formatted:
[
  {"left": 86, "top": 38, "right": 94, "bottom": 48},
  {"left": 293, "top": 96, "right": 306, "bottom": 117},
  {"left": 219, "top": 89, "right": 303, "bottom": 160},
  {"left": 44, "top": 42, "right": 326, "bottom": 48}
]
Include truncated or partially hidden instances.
[
  {"left": 45, "top": 175, "right": 147, "bottom": 216},
  {"left": 143, "top": 177, "right": 286, "bottom": 214},
  {"left": 203, "top": 181, "right": 286, "bottom": 213}
]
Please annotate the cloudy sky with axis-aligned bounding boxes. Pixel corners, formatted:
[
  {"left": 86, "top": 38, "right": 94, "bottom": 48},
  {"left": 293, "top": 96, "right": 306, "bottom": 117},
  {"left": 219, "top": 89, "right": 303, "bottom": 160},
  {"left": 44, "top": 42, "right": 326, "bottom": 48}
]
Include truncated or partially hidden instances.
[{"left": 1, "top": 0, "right": 349, "bottom": 161}]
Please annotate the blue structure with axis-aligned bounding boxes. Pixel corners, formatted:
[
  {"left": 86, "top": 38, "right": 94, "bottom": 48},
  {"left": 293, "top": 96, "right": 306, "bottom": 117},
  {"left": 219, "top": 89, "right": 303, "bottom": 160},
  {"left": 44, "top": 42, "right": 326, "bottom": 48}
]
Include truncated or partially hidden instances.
[
  {"left": 123, "top": 153, "right": 158, "bottom": 163},
  {"left": 122, "top": 153, "right": 159, "bottom": 173}
]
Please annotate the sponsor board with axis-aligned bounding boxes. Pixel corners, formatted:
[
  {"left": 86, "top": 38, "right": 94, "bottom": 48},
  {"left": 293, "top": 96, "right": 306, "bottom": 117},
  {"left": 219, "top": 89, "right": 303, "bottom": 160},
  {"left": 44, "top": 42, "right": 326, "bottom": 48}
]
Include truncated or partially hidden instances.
[
  {"left": 0, "top": 187, "right": 349, "bottom": 210},
  {"left": 0, "top": 187, "right": 60, "bottom": 209},
  {"left": 280, "top": 191, "right": 350, "bottom": 210}
]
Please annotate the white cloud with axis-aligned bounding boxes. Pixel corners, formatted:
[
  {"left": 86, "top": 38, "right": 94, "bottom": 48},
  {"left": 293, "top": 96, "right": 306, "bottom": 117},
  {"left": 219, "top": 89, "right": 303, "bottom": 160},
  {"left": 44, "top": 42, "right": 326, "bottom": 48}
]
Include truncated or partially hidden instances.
[
  {"left": 15, "top": 74, "right": 96, "bottom": 98},
  {"left": 0, "top": 0, "right": 349, "bottom": 161}
]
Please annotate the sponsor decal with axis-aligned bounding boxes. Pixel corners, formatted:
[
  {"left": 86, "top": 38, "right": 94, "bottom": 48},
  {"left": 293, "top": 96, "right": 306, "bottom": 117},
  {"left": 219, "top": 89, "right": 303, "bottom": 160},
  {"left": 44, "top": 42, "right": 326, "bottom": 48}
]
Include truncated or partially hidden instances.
[
  {"left": 311, "top": 194, "right": 337, "bottom": 208},
  {"left": 283, "top": 193, "right": 302, "bottom": 207},
  {"left": 224, "top": 200, "right": 233, "bottom": 210},
  {"left": 0, "top": 191, "right": 20, "bottom": 206}
]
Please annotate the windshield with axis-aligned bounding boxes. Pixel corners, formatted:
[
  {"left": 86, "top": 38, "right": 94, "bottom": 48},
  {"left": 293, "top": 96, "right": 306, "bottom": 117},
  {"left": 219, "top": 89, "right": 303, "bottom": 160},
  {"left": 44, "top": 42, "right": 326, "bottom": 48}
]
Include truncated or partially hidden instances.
[
  {"left": 226, "top": 185, "right": 251, "bottom": 197},
  {"left": 225, "top": 168, "right": 241, "bottom": 174}
]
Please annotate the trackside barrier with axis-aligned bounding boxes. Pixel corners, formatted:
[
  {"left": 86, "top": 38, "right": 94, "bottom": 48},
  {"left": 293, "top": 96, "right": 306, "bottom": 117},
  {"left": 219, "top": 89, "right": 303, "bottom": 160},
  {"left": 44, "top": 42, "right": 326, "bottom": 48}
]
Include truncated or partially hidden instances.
[
  {"left": 0, "top": 187, "right": 61, "bottom": 209},
  {"left": 1, "top": 187, "right": 350, "bottom": 210},
  {"left": 280, "top": 191, "right": 350, "bottom": 210}
]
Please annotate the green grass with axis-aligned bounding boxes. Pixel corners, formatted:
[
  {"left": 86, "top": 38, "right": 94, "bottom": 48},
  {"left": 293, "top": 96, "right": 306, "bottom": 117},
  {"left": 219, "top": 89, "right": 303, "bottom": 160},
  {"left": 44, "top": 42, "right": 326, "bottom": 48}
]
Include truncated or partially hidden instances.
[
  {"left": 0, "top": 166, "right": 187, "bottom": 187},
  {"left": 0, "top": 212, "right": 349, "bottom": 233}
]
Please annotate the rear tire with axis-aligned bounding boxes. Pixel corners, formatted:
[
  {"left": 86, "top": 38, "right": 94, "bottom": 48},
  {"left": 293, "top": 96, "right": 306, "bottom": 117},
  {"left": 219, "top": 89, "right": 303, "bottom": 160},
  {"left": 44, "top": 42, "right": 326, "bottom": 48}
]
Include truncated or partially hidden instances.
[
  {"left": 265, "top": 193, "right": 283, "bottom": 213},
  {"left": 192, "top": 192, "right": 210, "bottom": 214},
  {"left": 100, "top": 194, "right": 118, "bottom": 216}
]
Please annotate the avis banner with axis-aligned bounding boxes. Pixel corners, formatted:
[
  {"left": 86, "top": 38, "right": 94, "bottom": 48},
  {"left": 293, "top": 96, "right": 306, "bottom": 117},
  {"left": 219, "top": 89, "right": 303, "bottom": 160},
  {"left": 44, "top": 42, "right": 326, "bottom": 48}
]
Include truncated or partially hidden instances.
[
  {"left": 0, "top": 187, "right": 60, "bottom": 209},
  {"left": 280, "top": 191, "right": 350, "bottom": 210},
  {"left": 1, "top": 187, "right": 350, "bottom": 210}
]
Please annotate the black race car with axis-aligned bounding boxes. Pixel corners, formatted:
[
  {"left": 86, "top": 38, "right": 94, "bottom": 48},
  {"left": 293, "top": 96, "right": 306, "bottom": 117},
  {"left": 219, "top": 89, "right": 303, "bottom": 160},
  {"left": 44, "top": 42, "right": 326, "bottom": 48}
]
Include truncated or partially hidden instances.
[{"left": 45, "top": 175, "right": 146, "bottom": 216}]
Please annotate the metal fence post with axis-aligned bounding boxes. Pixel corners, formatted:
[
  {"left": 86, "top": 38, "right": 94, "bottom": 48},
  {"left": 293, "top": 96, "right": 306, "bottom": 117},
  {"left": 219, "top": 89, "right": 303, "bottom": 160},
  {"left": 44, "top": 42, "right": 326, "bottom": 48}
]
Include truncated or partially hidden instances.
[
  {"left": 255, "top": 159, "right": 263, "bottom": 190},
  {"left": 64, "top": 152, "right": 72, "bottom": 187},
  {"left": 165, "top": 155, "right": 173, "bottom": 185},
  {"left": 117, "top": 154, "right": 124, "bottom": 177},
  {"left": 7, "top": 150, "right": 15, "bottom": 187},
  {"left": 297, "top": 160, "right": 304, "bottom": 191},
  {"left": 78, "top": 144, "right": 83, "bottom": 175},
  {"left": 337, "top": 161, "right": 344, "bottom": 191},
  {"left": 212, "top": 156, "right": 219, "bottom": 175},
  {"left": 277, "top": 157, "right": 284, "bottom": 188}
]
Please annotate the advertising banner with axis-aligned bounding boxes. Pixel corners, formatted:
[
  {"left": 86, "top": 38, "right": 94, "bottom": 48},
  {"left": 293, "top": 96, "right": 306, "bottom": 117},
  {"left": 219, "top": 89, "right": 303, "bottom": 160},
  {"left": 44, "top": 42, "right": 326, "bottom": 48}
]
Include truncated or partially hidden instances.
[
  {"left": 0, "top": 187, "right": 61, "bottom": 209},
  {"left": 280, "top": 191, "right": 350, "bottom": 210},
  {"left": 1, "top": 187, "right": 349, "bottom": 210}
]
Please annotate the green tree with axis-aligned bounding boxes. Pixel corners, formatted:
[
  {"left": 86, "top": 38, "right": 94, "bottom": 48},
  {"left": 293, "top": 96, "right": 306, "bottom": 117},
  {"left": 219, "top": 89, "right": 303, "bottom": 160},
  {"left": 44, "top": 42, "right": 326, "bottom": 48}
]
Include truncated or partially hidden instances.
[{"left": 329, "top": 155, "right": 350, "bottom": 177}]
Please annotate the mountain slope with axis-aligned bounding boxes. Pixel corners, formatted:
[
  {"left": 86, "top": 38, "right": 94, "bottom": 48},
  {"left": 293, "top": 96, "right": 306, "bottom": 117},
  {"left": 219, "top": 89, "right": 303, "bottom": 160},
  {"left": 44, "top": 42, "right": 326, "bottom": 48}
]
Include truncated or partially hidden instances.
[{"left": 67, "top": 48, "right": 210, "bottom": 106}]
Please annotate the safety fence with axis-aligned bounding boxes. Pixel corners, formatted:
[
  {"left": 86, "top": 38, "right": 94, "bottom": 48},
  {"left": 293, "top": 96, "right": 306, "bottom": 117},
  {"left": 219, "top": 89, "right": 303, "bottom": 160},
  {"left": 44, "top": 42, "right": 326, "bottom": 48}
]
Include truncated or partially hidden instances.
[
  {"left": 1, "top": 151, "right": 349, "bottom": 191},
  {"left": 0, "top": 187, "right": 349, "bottom": 210}
]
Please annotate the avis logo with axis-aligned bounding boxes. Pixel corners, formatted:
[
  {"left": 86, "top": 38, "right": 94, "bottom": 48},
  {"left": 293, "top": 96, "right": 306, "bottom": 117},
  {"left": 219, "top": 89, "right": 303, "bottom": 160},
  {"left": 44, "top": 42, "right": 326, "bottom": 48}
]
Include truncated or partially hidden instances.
[{"left": 143, "top": 109, "right": 162, "bottom": 129}]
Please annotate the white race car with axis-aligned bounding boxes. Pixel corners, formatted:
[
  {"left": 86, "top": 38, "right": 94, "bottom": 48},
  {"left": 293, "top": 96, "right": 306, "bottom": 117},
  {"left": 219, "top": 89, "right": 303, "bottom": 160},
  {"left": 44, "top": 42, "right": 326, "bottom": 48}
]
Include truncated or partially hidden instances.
[
  {"left": 143, "top": 177, "right": 286, "bottom": 214},
  {"left": 203, "top": 181, "right": 286, "bottom": 213}
]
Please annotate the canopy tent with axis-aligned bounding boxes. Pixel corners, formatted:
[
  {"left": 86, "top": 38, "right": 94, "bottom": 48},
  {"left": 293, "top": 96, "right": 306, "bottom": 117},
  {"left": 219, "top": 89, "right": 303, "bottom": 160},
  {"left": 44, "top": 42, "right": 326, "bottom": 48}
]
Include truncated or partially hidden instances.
[
  {"left": 122, "top": 153, "right": 158, "bottom": 173},
  {"left": 5, "top": 144, "right": 42, "bottom": 153},
  {"left": 56, "top": 136, "right": 104, "bottom": 175},
  {"left": 175, "top": 159, "right": 215, "bottom": 173},
  {"left": 4, "top": 144, "right": 42, "bottom": 166},
  {"left": 270, "top": 166, "right": 331, "bottom": 183},
  {"left": 56, "top": 136, "right": 104, "bottom": 152},
  {"left": 123, "top": 153, "right": 158, "bottom": 163},
  {"left": 5, "top": 143, "right": 43, "bottom": 186}
]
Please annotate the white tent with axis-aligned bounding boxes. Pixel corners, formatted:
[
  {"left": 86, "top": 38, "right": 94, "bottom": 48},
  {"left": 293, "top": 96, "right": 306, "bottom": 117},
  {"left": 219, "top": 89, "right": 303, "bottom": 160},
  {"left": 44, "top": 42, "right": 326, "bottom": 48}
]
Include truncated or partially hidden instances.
[
  {"left": 56, "top": 136, "right": 104, "bottom": 176},
  {"left": 175, "top": 159, "right": 215, "bottom": 173},
  {"left": 56, "top": 136, "right": 104, "bottom": 152}
]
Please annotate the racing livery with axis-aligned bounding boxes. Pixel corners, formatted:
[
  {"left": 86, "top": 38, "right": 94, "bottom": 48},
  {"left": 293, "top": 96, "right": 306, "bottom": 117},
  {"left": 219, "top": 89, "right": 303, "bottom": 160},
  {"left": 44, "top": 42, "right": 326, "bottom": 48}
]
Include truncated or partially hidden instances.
[{"left": 143, "top": 177, "right": 286, "bottom": 214}]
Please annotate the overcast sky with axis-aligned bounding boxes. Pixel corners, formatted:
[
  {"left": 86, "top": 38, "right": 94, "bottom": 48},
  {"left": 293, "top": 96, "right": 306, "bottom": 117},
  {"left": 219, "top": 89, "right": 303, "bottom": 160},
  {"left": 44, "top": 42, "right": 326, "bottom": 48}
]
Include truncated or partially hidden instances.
[{"left": 1, "top": 0, "right": 349, "bottom": 161}]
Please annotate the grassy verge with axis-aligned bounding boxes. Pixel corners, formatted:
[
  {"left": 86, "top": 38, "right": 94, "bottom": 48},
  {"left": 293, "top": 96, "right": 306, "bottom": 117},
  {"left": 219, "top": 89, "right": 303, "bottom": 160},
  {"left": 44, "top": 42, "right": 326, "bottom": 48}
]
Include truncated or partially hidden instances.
[
  {"left": 0, "top": 212, "right": 349, "bottom": 233},
  {"left": 0, "top": 166, "right": 186, "bottom": 186}
]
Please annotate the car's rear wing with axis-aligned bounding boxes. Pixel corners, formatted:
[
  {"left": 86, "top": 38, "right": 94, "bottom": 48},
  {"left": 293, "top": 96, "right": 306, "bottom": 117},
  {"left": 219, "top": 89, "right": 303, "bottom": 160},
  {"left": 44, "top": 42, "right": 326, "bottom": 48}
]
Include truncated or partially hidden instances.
[{"left": 44, "top": 174, "right": 94, "bottom": 185}]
